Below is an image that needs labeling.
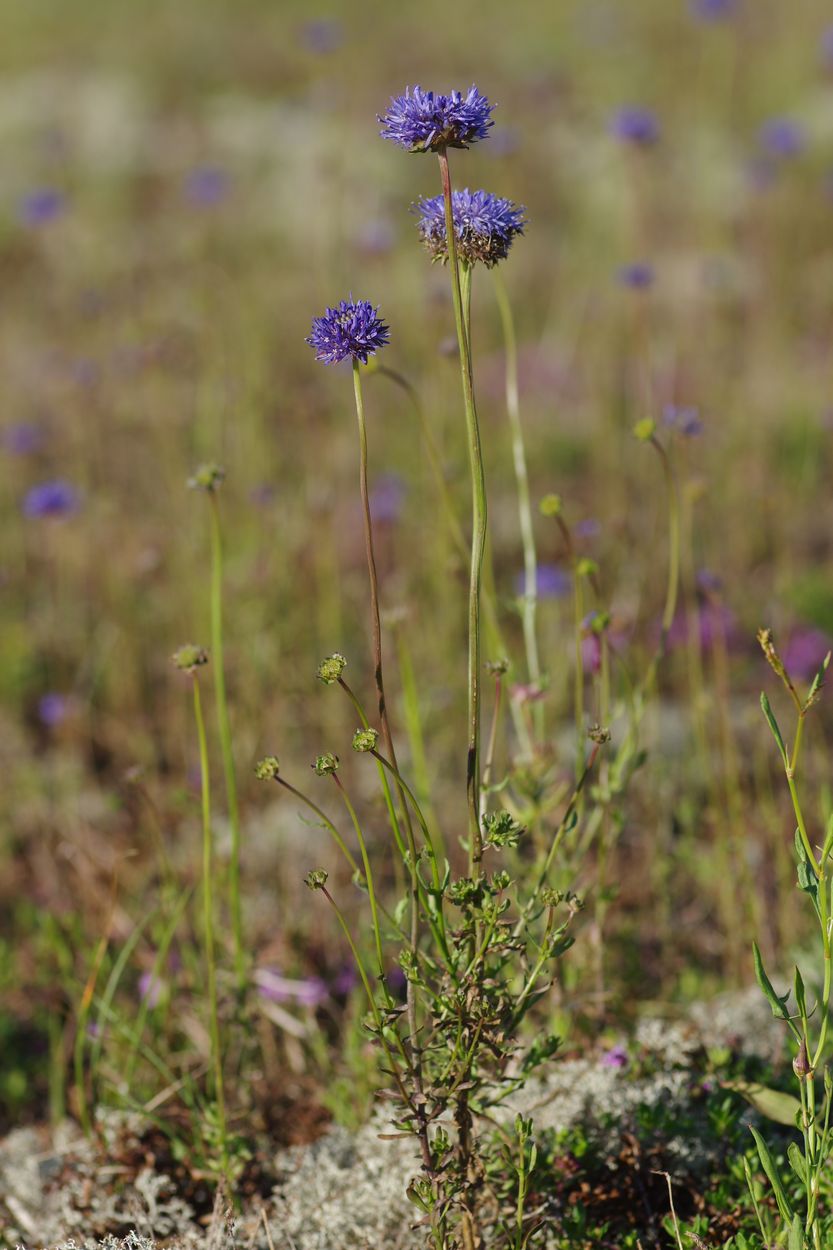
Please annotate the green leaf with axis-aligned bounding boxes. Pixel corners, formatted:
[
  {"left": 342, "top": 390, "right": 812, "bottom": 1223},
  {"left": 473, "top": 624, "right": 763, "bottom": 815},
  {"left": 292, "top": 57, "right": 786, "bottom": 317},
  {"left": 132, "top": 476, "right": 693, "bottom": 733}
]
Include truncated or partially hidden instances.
[
  {"left": 724, "top": 1079, "right": 802, "bottom": 1126},
  {"left": 794, "top": 967, "right": 807, "bottom": 1022},
  {"left": 760, "top": 692, "right": 788, "bottom": 766},
  {"left": 788, "top": 1212, "right": 806, "bottom": 1250},
  {"left": 787, "top": 1142, "right": 807, "bottom": 1185},
  {"left": 749, "top": 1125, "right": 795, "bottom": 1224},
  {"left": 752, "top": 941, "right": 791, "bottom": 1021}
]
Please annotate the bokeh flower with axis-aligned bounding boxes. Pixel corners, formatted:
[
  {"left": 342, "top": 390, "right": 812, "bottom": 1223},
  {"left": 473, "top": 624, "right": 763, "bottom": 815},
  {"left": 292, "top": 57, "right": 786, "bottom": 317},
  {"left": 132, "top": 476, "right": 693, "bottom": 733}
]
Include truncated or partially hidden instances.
[
  {"left": 379, "top": 86, "right": 494, "bottom": 153},
  {"left": 23, "top": 480, "right": 80, "bottom": 518},
  {"left": 415, "top": 188, "right": 526, "bottom": 268},
  {"left": 759, "top": 117, "right": 806, "bottom": 159},
  {"left": 601, "top": 1043, "right": 629, "bottom": 1069},
  {"left": 663, "top": 404, "right": 704, "bottom": 437},
  {"left": 255, "top": 967, "right": 329, "bottom": 1007},
  {"left": 298, "top": 18, "right": 344, "bottom": 54},
  {"left": 781, "top": 627, "right": 833, "bottom": 682},
  {"left": 3, "top": 423, "right": 45, "bottom": 456},
  {"left": 38, "top": 692, "right": 70, "bottom": 727},
  {"left": 184, "top": 166, "right": 230, "bottom": 207},
  {"left": 369, "top": 472, "right": 406, "bottom": 523},
  {"left": 306, "top": 299, "right": 389, "bottom": 366},
  {"left": 689, "top": 0, "right": 738, "bottom": 20},
  {"left": 618, "top": 261, "right": 654, "bottom": 289},
  {"left": 18, "top": 188, "right": 66, "bottom": 228},
  {"left": 138, "top": 972, "right": 165, "bottom": 1008},
  {"left": 610, "top": 107, "right": 660, "bottom": 147},
  {"left": 515, "top": 562, "right": 570, "bottom": 599}
]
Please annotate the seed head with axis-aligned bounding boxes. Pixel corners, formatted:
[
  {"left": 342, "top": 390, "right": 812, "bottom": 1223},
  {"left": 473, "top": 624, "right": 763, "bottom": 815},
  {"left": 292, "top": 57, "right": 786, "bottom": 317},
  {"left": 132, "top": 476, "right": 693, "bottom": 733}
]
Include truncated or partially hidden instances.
[
  {"left": 758, "top": 627, "right": 787, "bottom": 682},
  {"left": 633, "top": 418, "right": 656, "bottom": 442},
  {"left": 306, "top": 299, "right": 389, "bottom": 366},
  {"left": 539, "top": 493, "right": 563, "bottom": 518},
  {"left": 312, "top": 752, "right": 340, "bottom": 777},
  {"left": 254, "top": 756, "right": 281, "bottom": 781},
  {"left": 317, "top": 653, "right": 347, "bottom": 685},
  {"left": 588, "top": 724, "right": 611, "bottom": 745},
  {"left": 352, "top": 728, "right": 379, "bottom": 753},
  {"left": 414, "top": 188, "right": 525, "bottom": 268},
  {"left": 171, "top": 644, "right": 209, "bottom": 672},
  {"left": 379, "top": 85, "right": 494, "bottom": 153},
  {"left": 482, "top": 810, "right": 525, "bottom": 849}
]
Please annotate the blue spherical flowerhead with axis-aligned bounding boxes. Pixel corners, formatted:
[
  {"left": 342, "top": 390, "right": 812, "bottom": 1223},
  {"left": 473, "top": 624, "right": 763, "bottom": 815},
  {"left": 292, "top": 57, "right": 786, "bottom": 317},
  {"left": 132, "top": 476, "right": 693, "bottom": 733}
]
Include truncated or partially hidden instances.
[
  {"left": 618, "top": 261, "right": 654, "bottom": 289},
  {"left": 19, "top": 188, "right": 66, "bottom": 228},
  {"left": 379, "top": 86, "right": 494, "bottom": 153},
  {"left": 610, "top": 106, "right": 660, "bottom": 147},
  {"left": 415, "top": 188, "right": 525, "bottom": 268},
  {"left": 306, "top": 299, "right": 390, "bottom": 366},
  {"left": 23, "top": 480, "right": 80, "bottom": 518},
  {"left": 689, "top": 0, "right": 738, "bottom": 20}
]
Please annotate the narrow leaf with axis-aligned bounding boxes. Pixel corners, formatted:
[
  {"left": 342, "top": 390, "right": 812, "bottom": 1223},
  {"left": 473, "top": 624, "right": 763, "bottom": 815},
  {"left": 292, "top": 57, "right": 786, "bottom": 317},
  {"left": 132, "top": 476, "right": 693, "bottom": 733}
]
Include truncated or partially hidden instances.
[
  {"left": 724, "top": 1078, "right": 802, "bottom": 1126},
  {"left": 749, "top": 1125, "right": 795, "bottom": 1224},
  {"left": 760, "top": 692, "right": 788, "bottom": 766},
  {"left": 752, "top": 941, "right": 791, "bottom": 1021}
]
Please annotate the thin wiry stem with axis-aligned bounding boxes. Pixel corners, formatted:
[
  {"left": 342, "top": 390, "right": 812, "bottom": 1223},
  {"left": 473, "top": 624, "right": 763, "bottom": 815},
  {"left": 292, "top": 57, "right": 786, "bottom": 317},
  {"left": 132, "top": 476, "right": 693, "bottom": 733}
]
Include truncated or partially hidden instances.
[
  {"left": 438, "top": 148, "right": 486, "bottom": 870},
  {"left": 208, "top": 495, "right": 245, "bottom": 994}
]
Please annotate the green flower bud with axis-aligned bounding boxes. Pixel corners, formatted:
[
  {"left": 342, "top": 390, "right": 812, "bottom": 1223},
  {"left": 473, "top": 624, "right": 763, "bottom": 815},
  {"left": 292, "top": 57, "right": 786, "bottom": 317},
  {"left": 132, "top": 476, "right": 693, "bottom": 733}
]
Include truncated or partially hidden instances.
[
  {"left": 254, "top": 756, "right": 280, "bottom": 781},
  {"left": 316, "top": 653, "right": 347, "bottom": 685},
  {"left": 539, "top": 493, "right": 563, "bottom": 517},
  {"left": 482, "top": 810, "right": 525, "bottom": 849},
  {"left": 352, "top": 727, "right": 379, "bottom": 753},
  {"left": 485, "top": 657, "right": 510, "bottom": 675},
  {"left": 171, "top": 644, "right": 209, "bottom": 672},
  {"left": 312, "top": 752, "right": 339, "bottom": 776},
  {"left": 587, "top": 724, "right": 611, "bottom": 744},
  {"left": 305, "top": 869, "right": 329, "bottom": 890},
  {"left": 187, "top": 463, "right": 226, "bottom": 493},
  {"left": 632, "top": 418, "right": 656, "bottom": 442}
]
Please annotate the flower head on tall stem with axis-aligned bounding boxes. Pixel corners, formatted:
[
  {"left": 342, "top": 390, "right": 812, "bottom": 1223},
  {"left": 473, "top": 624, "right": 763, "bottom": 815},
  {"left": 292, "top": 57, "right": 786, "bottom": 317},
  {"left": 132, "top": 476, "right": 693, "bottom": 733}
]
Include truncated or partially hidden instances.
[
  {"left": 379, "top": 85, "right": 494, "bottom": 153},
  {"left": 306, "top": 299, "right": 389, "bottom": 366},
  {"left": 414, "top": 188, "right": 526, "bottom": 268},
  {"left": 610, "top": 106, "right": 660, "bottom": 147}
]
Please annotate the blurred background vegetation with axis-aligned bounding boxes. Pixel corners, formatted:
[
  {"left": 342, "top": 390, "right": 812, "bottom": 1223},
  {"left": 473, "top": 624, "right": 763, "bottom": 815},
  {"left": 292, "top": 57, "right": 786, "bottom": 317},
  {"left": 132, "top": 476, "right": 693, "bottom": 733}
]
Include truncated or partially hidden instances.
[{"left": 3, "top": 0, "right": 833, "bottom": 1141}]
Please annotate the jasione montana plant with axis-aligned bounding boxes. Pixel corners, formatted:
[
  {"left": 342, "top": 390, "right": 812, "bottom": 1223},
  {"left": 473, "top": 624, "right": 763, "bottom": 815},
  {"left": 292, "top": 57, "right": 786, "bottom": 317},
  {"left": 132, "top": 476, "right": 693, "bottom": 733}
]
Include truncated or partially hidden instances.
[{"left": 255, "top": 85, "right": 680, "bottom": 1250}]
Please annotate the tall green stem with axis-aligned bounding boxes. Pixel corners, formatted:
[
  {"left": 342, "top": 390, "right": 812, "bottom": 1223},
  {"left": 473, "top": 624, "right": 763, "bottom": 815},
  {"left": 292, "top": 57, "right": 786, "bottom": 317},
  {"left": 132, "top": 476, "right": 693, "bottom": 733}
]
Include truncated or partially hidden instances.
[
  {"left": 438, "top": 148, "right": 486, "bottom": 868},
  {"left": 492, "top": 269, "right": 541, "bottom": 738},
  {"left": 208, "top": 496, "right": 244, "bottom": 992},
  {"left": 192, "top": 672, "right": 227, "bottom": 1170}
]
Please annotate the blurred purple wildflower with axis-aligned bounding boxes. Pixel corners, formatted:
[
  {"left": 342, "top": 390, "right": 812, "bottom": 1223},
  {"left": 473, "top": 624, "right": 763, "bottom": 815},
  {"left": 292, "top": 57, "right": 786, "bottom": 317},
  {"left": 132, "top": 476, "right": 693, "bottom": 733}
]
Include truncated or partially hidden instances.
[
  {"left": 306, "top": 298, "right": 389, "bottom": 366},
  {"left": 3, "top": 423, "right": 44, "bottom": 455},
  {"left": 331, "top": 963, "right": 358, "bottom": 996},
  {"left": 23, "top": 480, "right": 79, "bottom": 518},
  {"left": 138, "top": 972, "right": 165, "bottom": 1008},
  {"left": 515, "top": 562, "right": 571, "bottom": 599},
  {"left": 38, "top": 692, "right": 70, "bottom": 727},
  {"left": 18, "top": 188, "right": 66, "bottom": 227},
  {"left": 781, "top": 628, "right": 833, "bottom": 682},
  {"left": 184, "top": 166, "right": 230, "bottom": 207},
  {"left": 486, "top": 127, "right": 520, "bottom": 158},
  {"left": 689, "top": 0, "right": 738, "bottom": 20},
  {"left": 575, "top": 518, "right": 601, "bottom": 540},
  {"left": 299, "top": 18, "right": 344, "bottom": 54},
  {"left": 601, "top": 1043, "right": 629, "bottom": 1069},
  {"left": 663, "top": 404, "right": 704, "bottom": 437},
  {"left": 256, "top": 968, "right": 329, "bottom": 1007},
  {"left": 667, "top": 602, "right": 736, "bottom": 650},
  {"left": 370, "top": 472, "right": 406, "bottom": 523},
  {"left": 249, "top": 482, "right": 277, "bottom": 507},
  {"left": 415, "top": 188, "right": 526, "bottom": 268},
  {"left": 355, "top": 218, "right": 395, "bottom": 256},
  {"left": 618, "top": 262, "right": 654, "bottom": 289},
  {"left": 759, "top": 117, "right": 806, "bottom": 159},
  {"left": 610, "top": 107, "right": 660, "bottom": 147},
  {"left": 379, "top": 86, "right": 494, "bottom": 153}
]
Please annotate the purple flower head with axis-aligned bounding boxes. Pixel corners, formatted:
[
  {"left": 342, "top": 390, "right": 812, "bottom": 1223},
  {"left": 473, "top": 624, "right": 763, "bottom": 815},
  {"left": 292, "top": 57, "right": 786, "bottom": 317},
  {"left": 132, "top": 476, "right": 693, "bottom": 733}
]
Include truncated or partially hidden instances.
[
  {"left": 18, "top": 188, "right": 66, "bottom": 227},
  {"left": 370, "top": 471, "right": 406, "bottom": 523},
  {"left": 415, "top": 188, "right": 526, "bottom": 268},
  {"left": 515, "top": 562, "right": 571, "bottom": 599},
  {"left": 689, "top": 0, "right": 738, "bottom": 20},
  {"left": 138, "top": 972, "right": 165, "bottom": 1008},
  {"left": 782, "top": 628, "right": 833, "bottom": 683},
  {"left": 3, "top": 423, "right": 45, "bottom": 455},
  {"left": 575, "top": 517, "right": 601, "bottom": 540},
  {"left": 306, "top": 298, "right": 389, "bottom": 366},
  {"left": 184, "top": 166, "right": 230, "bottom": 207},
  {"left": 299, "top": 18, "right": 344, "bottom": 54},
  {"left": 610, "top": 107, "right": 660, "bottom": 147},
  {"left": 256, "top": 968, "right": 329, "bottom": 1008},
  {"left": 663, "top": 404, "right": 704, "bottom": 437},
  {"left": 618, "top": 261, "right": 654, "bottom": 289},
  {"left": 38, "top": 692, "right": 70, "bottom": 727},
  {"left": 759, "top": 117, "right": 806, "bottom": 160},
  {"left": 601, "top": 1043, "right": 629, "bottom": 1069},
  {"left": 379, "top": 86, "right": 494, "bottom": 153},
  {"left": 23, "top": 480, "right": 80, "bottom": 519}
]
